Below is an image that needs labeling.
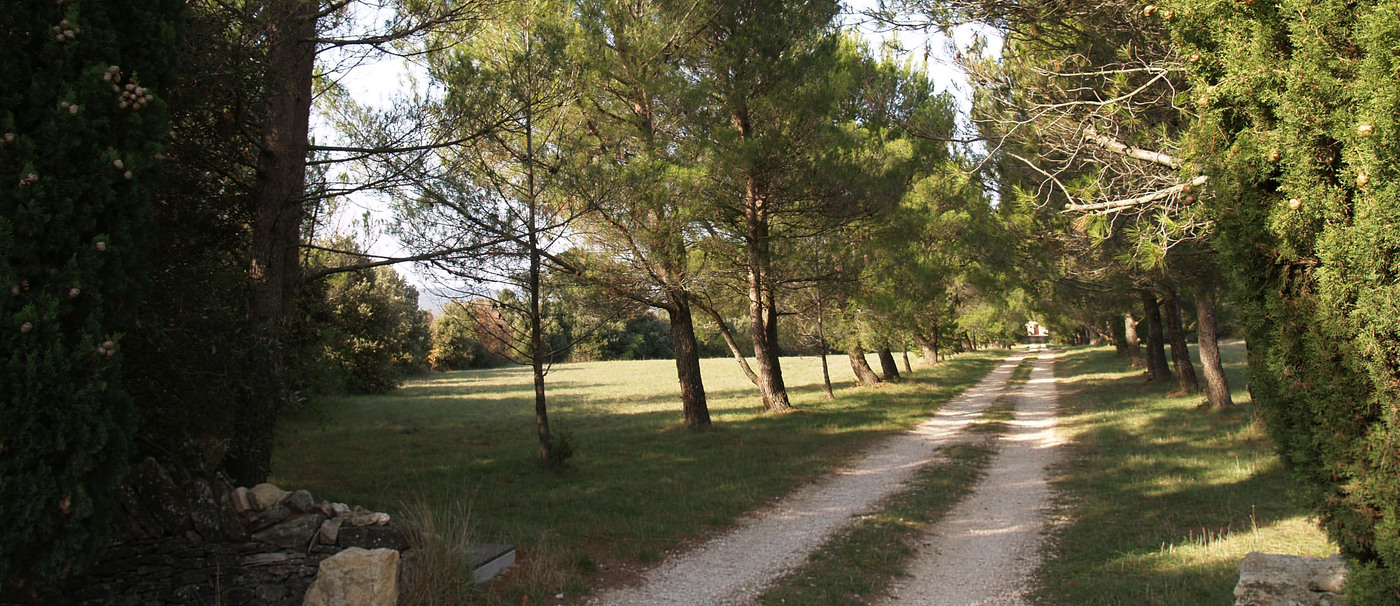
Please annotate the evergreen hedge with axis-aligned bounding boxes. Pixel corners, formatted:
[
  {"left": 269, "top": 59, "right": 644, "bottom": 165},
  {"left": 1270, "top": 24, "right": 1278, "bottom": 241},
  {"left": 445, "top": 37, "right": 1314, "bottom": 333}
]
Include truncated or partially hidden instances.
[
  {"left": 0, "top": 0, "right": 175, "bottom": 595},
  {"left": 1171, "top": 0, "right": 1400, "bottom": 601}
]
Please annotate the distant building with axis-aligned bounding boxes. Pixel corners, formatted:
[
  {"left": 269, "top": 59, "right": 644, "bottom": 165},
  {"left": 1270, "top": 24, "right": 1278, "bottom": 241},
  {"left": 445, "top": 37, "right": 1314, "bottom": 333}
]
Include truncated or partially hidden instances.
[{"left": 1024, "top": 321, "right": 1049, "bottom": 346}]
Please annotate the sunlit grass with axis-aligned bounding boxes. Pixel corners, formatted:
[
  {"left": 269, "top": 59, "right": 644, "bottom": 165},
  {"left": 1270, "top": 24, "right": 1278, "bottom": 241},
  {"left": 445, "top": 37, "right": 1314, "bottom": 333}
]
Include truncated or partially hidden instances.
[
  {"left": 271, "top": 350, "right": 1007, "bottom": 604},
  {"left": 1033, "top": 343, "right": 1334, "bottom": 605}
]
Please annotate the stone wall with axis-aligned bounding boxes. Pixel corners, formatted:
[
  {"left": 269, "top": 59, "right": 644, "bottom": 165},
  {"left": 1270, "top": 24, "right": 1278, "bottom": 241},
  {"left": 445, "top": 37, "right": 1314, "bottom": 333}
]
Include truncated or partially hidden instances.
[{"left": 59, "top": 459, "right": 407, "bottom": 605}]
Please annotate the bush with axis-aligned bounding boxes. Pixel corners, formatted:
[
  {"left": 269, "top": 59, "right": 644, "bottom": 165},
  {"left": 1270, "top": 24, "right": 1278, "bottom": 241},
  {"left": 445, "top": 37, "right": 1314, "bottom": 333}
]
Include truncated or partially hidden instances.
[
  {"left": 0, "top": 0, "right": 176, "bottom": 594},
  {"left": 306, "top": 257, "right": 432, "bottom": 394},
  {"left": 428, "top": 302, "right": 492, "bottom": 371}
]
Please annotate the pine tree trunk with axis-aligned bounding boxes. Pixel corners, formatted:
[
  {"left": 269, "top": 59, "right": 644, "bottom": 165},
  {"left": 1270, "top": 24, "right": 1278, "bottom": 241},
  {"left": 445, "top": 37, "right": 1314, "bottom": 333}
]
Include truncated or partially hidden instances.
[
  {"left": 1140, "top": 289, "right": 1173, "bottom": 382},
  {"left": 918, "top": 334, "right": 938, "bottom": 366},
  {"left": 819, "top": 349, "right": 835, "bottom": 400},
  {"left": 1110, "top": 316, "right": 1130, "bottom": 357},
  {"left": 1123, "top": 312, "right": 1147, "bottom": 369},
  {"left": 667, "top": 299, "right": 711, "bottom": 428},
  {"left": 744, "top": 175, "right": 790, "bottom": 411},
  {"left": 525, "top": 105, "right": 553, "bottom": 464},
  {"left": 1194, "top": 289, "right": 1234, "bottom": 409},
  {"left": 848, "top": 341, "right": 882, "bottom": 385},
  {"left": 901, "top": 349, "right": 912, "bottom": 374},
  {"left": 1162, "top": 286, "right": 1200, "bottom": 393},
  {"left": 817, "top": 303, "right": 835, "bottom": 400},
  {"left": 877, "top": 346, "right": 901, "bottom": 381},
  {"left": 226, "top": 0, "right": 317, "bottom": 486},
  {"left": 698, "top": 304, "right": 760, "bottom": 386}
]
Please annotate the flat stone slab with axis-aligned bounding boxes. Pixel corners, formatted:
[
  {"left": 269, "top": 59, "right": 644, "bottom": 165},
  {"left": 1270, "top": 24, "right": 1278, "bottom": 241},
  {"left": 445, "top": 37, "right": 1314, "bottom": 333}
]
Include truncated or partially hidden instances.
[{"left": 469, "top": 543, "right": 515, "bottom": 583}]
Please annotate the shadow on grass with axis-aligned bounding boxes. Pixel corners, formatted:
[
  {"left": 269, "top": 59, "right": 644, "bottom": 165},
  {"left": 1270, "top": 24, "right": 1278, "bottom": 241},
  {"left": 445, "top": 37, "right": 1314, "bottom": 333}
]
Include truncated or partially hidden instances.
[{"left": 1034, "top": 345, "right": 1324, "bottom": 606}]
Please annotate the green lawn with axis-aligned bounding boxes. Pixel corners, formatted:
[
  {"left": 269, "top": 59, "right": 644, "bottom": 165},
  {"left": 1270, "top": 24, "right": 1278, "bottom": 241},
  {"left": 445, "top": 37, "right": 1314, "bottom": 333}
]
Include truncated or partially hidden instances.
[
  {"left": 271, "top": 351, "right": 1006, "bottom": 604},
  {"left": 1034, "top": 342, "right": 1335, "bottom": 605}
]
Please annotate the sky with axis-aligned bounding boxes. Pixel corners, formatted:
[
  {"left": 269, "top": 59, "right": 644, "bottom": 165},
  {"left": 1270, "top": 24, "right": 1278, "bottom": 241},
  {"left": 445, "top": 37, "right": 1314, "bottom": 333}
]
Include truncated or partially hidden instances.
[{"left": 316, "top": 0, "right": 1001, "bottom": 313}]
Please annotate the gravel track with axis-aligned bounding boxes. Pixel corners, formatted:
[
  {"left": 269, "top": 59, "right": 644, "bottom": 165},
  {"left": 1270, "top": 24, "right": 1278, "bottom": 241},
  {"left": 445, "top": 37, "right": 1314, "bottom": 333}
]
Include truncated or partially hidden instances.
[
  {"left": 879, "top": 351, "right": 1062, "bottom": 606},
  {"left": 588, "top": 353, "right": 1027, "bottom": 606}
]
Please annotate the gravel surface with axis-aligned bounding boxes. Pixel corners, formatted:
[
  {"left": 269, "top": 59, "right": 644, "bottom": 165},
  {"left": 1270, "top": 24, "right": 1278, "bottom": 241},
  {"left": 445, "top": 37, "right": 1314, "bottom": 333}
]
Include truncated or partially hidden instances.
[
  {"left": 588, "top": 353, "right": 1027, "bottom": 606},
  {"left": 880, "top": 351, "right": 1062, "bottom": 606}
]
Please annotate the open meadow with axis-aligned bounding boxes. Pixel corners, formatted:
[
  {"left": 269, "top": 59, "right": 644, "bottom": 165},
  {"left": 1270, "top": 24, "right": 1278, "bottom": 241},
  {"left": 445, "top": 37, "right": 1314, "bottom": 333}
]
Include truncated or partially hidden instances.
[{"left": 271, "top": 351, "right": 1006, "bottom": 603}]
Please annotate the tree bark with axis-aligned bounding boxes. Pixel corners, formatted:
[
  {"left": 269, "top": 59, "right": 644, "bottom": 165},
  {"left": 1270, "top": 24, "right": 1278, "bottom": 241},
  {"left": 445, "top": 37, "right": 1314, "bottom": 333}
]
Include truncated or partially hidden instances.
[
  {"left": 901, "top": 349, "right": 912, "bottom": 374},
  {"left": 667, "top": 299, "right": 711, "bottom": 428},
  {"left": 1123, "top": 312, "right": 1147, "bottom": 369},
  {"left": 525, "top": 102, "right": 553, "bottom": 464},
  {"left": 1110, "top": 316, "right": 1129, "bottom": 357},
  {"left": 1161, "top": 286, "right": 1200, "bottom": 394},
  {"left": 817, "top": 301, "right": 835, "bottom": 400},
  {"left": 917, "top": 334, "right": 938, "bottom": 366},
  {"left": 1140, "top": 289, "right": 1173, "bottom": 382},
  {"left": 225, "top": 0, "right": 318, "bottom": 486},
  {"left": 744, "top": 174, "right": 790, "bottom": 411},
  {"left": 877, "top": 346, "right": 901, "bottom": 381},
  {"left": 1194, "top": 289, "right": 1234, "bottom": 409},
  {"left": 847, "top": 341, "right": 882, "bottom": 386},
  {"left": 819, "top": 349, "right": 835, "bottom": 400}
]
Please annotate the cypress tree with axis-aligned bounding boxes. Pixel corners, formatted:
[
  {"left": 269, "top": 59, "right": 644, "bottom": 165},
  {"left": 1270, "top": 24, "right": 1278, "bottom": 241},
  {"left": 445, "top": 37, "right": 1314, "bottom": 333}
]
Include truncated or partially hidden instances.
[
  {"left": 1171, "top": 0, "right": 1400, "bottom": 599},
  {"left": 0, "top": 0, "right": 175, "bottom": 594}
]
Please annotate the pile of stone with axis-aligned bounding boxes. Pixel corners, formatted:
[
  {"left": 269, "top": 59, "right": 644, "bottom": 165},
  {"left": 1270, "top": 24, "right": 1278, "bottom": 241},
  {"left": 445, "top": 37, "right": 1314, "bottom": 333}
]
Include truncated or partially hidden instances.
[
  {"left": 234, "top": 482, "right": 407, "bottom": 553},
  {"left": 61, "top": 458, "right": 408, "bottom": 605}
]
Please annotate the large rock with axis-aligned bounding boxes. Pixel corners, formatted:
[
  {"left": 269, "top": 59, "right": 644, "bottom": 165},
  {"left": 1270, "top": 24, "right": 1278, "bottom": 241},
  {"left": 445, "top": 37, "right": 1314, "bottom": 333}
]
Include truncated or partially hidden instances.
[
  {"left": 232, "top": 486, "right": 252, "bottom": 514},
  {"left": 185, "top": 478, "right": 224, "bottom": 541},
  {"left": 1235, "top": 552, "right": 1348, "bottom": 606},
  {"left": 248, "top": 483, "right": 290, "bottom": 511},
  {"left": 284, "top": 489, "right": 316, "bottom": 514},
  {"left": 247, "top": 504, "right": 292, "bottom": 532},
  {"left": 212, "top": 477, "right": 248, "bottom": 541},
  {"left": 318, "top": 518, "right": 343, "bottom": 546},
  {"left": 343, "top": 507, "right": 391, "bottom": 527},
  {"left": 303, "top": 547, "right": 400, "bottom": 606}
]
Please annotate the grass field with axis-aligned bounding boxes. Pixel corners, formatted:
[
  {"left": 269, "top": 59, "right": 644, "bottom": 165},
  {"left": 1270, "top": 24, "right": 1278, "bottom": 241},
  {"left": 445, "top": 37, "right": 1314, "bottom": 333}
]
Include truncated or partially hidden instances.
[
  {"left": 271, "top": 351, "right": 1007, "bottom": 604},
  {"left": 1034, "top": 342, "right": 1335, "bottom": 605}
]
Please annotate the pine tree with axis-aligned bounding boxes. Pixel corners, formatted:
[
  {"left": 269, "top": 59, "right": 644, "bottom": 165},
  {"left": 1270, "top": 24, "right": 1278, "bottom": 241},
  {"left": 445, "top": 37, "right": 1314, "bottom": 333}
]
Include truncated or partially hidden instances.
[{"left": 0, "top": 0, "right": 175, "bottom": 594}]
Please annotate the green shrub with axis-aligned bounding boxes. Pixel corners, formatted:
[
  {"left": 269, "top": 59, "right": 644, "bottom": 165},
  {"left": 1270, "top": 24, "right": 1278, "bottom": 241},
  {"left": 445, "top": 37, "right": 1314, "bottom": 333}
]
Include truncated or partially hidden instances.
[
  {"left": 428, "top": 301, "right": 492, "bottom": 370},
  {"left": 0, "top": 0, "right": 175, "bottom": 594},
  {"left": 306, "top": 259, "right": 431, "bottom": 395}
]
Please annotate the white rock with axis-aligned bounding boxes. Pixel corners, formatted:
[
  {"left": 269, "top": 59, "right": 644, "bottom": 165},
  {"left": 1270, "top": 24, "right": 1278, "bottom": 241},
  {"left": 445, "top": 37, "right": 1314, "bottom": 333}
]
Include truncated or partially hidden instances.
[
  {"left": 303, "top": 547, "right": 399, "bottom": 606},
  {"left": 344, "top": 509, "right": 391, "bottom": 527},
  {"left": 231, "top": 487, "right": 251, "bottom": 514},
  {"left": 248, "top": 483, "right": 289, "bottom": 512},
  {"left": 319, "top": 517, "right": 343, "bottom": 545}
]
